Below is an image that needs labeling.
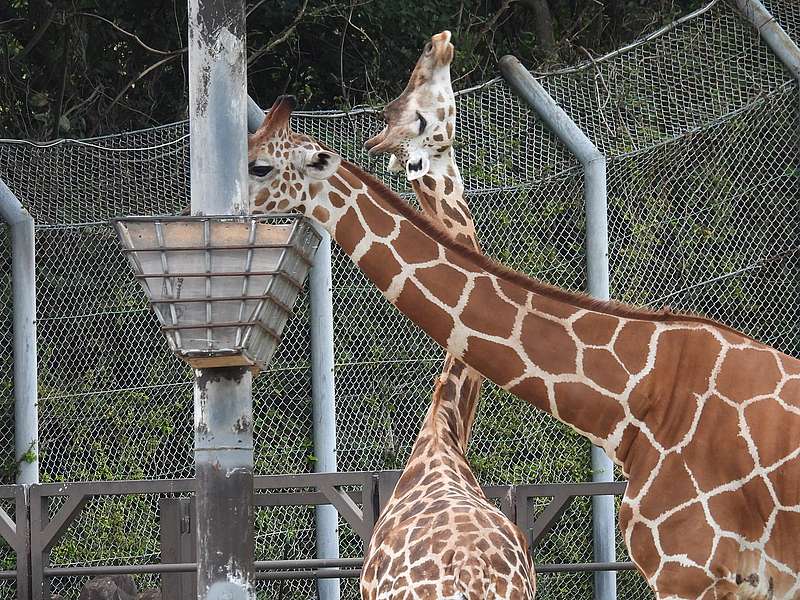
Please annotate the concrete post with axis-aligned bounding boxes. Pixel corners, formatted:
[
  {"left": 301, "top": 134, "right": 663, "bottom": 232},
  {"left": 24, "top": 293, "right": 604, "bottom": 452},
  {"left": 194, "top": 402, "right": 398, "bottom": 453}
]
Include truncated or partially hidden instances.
[
  {"left": 0, "top": 178, "right": 39, "bottom": 485},
  {"left": 188, "top": 0, "right": 253, "bottom": 598},
  {"left": 499, "top": 55, "right": 616, "bottom": 600}
]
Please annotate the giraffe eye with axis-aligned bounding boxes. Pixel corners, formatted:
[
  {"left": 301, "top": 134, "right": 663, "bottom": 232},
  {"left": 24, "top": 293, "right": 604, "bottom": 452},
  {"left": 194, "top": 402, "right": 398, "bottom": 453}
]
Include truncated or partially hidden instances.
[
  {"left": 424, "top": 42, "right": 433, "bottom": 55},
  {"left": 416, "top": 111, "right": 427, "bottom": 135},
  {"left": 249, "top": 162, "right": 274, "bottom": 178}
]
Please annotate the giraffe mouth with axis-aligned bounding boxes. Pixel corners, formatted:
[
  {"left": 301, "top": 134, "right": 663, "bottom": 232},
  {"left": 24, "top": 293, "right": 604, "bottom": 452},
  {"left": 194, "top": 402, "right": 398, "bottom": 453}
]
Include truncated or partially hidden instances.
[
  {"left": 431, "top": 30, "right": 454, "bottom": 66},
  {"left": 364, "top": 128, "right": 392, "bottom": 156}
]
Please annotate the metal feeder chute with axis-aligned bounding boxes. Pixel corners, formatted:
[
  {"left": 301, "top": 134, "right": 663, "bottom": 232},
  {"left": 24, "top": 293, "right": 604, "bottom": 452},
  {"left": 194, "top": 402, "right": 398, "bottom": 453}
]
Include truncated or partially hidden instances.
[{"left": 113, "top": 215, "right": 321, "bottom": 371}]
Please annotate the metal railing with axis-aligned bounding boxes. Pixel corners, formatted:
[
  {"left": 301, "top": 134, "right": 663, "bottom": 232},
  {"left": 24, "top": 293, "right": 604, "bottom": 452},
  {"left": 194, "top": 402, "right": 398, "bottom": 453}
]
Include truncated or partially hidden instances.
[{"left": 0, "top": 473, "right": 633, "bottom": 599}]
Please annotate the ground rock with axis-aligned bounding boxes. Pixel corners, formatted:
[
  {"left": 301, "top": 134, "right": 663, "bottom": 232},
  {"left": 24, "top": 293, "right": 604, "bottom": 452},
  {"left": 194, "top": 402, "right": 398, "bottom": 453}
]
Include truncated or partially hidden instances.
[
  {"left": 136, "top": 589, "right": 161, "bottom": 600},
  {"left": 78, "top": 575, "right": 138, "bottom": 600}
]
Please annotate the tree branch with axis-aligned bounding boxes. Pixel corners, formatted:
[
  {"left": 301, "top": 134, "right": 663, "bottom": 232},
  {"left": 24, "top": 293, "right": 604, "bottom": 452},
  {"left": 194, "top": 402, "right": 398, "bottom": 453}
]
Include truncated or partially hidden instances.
[
  {"left": 105, "top": 54, "right": 179, "bottom": 114},
  {"left": 74, "top": 12, "right": 186, "bottom": 56},
  {"left": 12, "top": 5, "right": 56, "bottom": 62},
  {"left": 247, "top": 0, "right": 308, "bottom": 67}
]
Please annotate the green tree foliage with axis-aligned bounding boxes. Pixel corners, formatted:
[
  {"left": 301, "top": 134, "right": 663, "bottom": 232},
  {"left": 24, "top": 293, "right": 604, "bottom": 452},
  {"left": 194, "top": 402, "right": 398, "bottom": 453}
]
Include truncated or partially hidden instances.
[{"left": 1, "top": 0, "right": 702, "bottom": 140}]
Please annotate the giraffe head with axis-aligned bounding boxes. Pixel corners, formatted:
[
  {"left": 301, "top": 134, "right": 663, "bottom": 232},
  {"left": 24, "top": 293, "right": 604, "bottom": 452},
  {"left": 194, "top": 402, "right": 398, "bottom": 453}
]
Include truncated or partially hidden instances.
[
  {"left": 364, "top": 30, "right": 456, "bottom": 181},
  {"left": 247, "top": 95, "right": 342, "bottom": 215}
]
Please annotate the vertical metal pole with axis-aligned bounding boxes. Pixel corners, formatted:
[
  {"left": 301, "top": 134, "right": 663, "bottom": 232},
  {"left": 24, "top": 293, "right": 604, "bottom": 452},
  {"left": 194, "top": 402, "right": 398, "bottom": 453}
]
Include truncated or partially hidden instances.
[
  {"left": 246, "top": 98, "right": 341, "bottom": 600},
  {"left": 734, "top": 0, "right": 800, "bottom": 83},
  {"left": 188, "top": 0, "right": 253, "bottom": 598},
  {"left": 310, "top": 229, "right": 341, "bottom": 600},
  {"left": 499, "top": 55, "right": 616, "bottom": 600},
  {"left": 0, "top": 178, "right": 39, "bottom": 485}
]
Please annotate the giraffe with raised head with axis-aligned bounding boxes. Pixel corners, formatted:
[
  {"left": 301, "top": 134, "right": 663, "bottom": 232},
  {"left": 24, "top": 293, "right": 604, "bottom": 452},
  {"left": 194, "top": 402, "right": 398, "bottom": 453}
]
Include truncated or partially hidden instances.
[
  {"left": 248, "top": 95, "right": 800, "bottom": 600},
  {"left": 359, "top": 31, "right": 535, "bottom": 599}
]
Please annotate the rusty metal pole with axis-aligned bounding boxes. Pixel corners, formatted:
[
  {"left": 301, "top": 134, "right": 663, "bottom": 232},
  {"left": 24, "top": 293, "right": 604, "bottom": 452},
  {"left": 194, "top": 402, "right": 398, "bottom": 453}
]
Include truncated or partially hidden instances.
[{"left": 188, "top": 0, "right": 254, "bottom": 599}]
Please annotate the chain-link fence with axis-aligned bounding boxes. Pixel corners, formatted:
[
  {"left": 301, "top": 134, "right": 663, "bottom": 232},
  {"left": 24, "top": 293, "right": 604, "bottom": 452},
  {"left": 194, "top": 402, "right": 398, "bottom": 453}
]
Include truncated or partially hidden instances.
[{"left": 0, "top": 0, "right": 798, "bottom": 598}]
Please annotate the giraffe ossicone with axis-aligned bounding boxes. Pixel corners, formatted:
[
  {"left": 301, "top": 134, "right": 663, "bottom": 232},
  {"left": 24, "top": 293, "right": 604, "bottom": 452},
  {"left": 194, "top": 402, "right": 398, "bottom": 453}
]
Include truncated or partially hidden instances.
[
  {"left": 360, "top": 30, "right": 536, "bottom": 599},
  {"left": 248, "top": 94, "right": 800, "bottom": 600}
]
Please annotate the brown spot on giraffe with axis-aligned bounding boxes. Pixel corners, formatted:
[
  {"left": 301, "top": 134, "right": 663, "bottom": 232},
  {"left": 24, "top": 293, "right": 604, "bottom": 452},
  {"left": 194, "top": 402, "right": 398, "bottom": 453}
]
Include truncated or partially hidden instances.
[
  {"left": 421, "top": 175, "right": 437, "bottom": 192},
  {"left": 311, "top": 206, "right": 330, "bottom": 223},
  {"left": 682, "top": 394, "right": 755, "bottom": 490},
  {"left": 460, "top": 276, "right": 517, "bottom": 337},
  {"left": 395, "top": 280, "right": 455, "bottom": 349},
  {"left": 333, "top": 207, "right": 365, "bottom": 255},
  {"left": 614, "top": 321, "right": 657, "bottom": 374},
  {"left": 708, "top": 476, "right": 772, "bottom": 541},
  {"left": 554, "top": 382, "right": 625, "bottom": 438},
  {"left": 329, "top": 192, "right": 346, "bottom": 208},
  {"left": 573, "top": 312, "right": 619, "bottom": 346},
  {"left": 521, "top": 313, "right": 577, "bottom": 375},
  {"left": 358, "top": 243, "right": 402, "bottom": 292},
  {"left": 717, "top": 347, "right": 782, "bottom": 402},
  {"left": 356, "top": 193, "right": 395, "bottom": 237},
  {"left": 583, "top": 348, "right": 629, "bottom": 394},
  {"left": 416, "top": 264, "right": 467, "bottom": 308},
  {"left": 308, "top": 181, "right": 323, "bottom": 198}
]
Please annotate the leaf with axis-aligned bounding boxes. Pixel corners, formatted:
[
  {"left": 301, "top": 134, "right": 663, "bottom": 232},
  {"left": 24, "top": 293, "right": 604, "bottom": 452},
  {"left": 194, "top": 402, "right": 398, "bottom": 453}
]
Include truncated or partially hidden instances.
[
  {"left": 31, "top": 92, "right": 49, "bottom": 108},
  {"left": 58, "top": 115, "right": 71, "bottom": 132}
]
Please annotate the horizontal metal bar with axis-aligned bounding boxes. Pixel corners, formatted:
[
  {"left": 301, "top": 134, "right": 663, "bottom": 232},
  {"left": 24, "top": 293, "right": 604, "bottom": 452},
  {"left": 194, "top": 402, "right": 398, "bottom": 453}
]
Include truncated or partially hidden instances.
[
  {"left": 516, "top": 481, "right": 627, "bottom": 497},
  {"left": 535, "top": 561, "right": 637, "bottom": 573},
  {"left": 150, "top": 293, "right": 294, "bottom": 316},
  {"left": 44, "top": 558, "right": 364, "bottom": 577},
  {"left": 136, "top": 270, "right": 288, "bottom": 279},
  {"left": 31, "top": 479, "right": 197, "bottom": 496},
  {"left": 137, "top": 269, "right": 305, "bottom": 290},
  {"left": 256, "top": 569, "right": 362, "bottom": 581},
  {"left": 122, "top": 243, "right": 297, "bottom": 252},
  {"left": 42, "top": 559, "right": 636, "bottom": 578},
  {"left": 0, "top": 571, "right": 16, "bottom": 580},
  {"left": 44, "top": 563, "right": 196, "bottom": 577},
  {"left": 111, "top": 213, "right": 303, "bottom": 223},
  {"left": 161, "top": 321, "right": 281, "bottom": 342}
]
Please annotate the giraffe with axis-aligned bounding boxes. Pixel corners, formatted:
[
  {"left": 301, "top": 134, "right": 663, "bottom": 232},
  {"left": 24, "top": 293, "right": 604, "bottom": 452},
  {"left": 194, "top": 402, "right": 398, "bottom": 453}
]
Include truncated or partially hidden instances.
[
  {"left": 359, "top": 31, "right": 536, "bottom": 599},
  {"left": 247, "top": 95, "right": 800, "bottom": 600}
]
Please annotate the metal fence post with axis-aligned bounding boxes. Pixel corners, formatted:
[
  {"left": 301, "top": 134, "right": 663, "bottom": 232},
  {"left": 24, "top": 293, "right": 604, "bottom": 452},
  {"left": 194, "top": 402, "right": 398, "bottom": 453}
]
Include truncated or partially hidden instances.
[
  {"left": 188, "top": 1, "right": 253, "bottom": 600},
  {"left": 160, "top": 497, "right": 197, "bottom": 600},
  {"left": 499, "top": 55, "right": 616, "bottom": 600},
  {"left": 246, "top": 96, "right": 341, "bottom": 600},
  {"left": 309, "top": 229, "right": 341, "bottom": 600},
  {"left": 734, "top": 1, "right": 800, "bottom": 84},
  {"left": 0, "top": 178, "right": 39, "bottom": 486}
]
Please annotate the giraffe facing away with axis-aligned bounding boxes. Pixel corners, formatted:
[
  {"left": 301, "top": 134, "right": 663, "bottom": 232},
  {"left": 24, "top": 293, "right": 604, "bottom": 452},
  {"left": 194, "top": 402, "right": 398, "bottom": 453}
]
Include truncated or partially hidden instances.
[
  {"left": 247, "top": 95, "right": 800, "bottom": 599},
  {"left": 359, "top": 31, "right": 535, "bottom": 599}
]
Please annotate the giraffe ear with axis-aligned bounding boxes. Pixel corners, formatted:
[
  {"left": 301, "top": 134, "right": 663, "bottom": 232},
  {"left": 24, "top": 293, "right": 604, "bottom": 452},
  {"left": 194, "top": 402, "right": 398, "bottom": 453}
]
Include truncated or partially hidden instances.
[
  {"left": 387, "top": 154, "right": 404, "bottom": 173},
  {"left": 405, "top": 149, "right": 430, "bottom": 181},
  {"left": 295, "top": 149, "right": 341, "bottom": 180}
]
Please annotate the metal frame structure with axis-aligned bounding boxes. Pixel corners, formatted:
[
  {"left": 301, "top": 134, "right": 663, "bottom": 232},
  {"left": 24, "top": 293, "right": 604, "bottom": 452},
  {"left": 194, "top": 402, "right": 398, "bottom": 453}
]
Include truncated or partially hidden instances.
[{"left": 12, "top": 473, "right": 631, "bottom": 599}]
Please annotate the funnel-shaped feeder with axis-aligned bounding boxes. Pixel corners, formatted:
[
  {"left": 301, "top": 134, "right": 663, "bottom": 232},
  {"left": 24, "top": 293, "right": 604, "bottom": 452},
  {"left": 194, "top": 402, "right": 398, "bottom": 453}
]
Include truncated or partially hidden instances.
[{"left": 113, "top": 215, "right": 321, "bottom": 371}]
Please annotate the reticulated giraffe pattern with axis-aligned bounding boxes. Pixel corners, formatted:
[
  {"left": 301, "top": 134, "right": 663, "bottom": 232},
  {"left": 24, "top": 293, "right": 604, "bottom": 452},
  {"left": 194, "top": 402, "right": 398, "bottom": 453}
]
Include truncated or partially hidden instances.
[
  {"left": 359, "top": 31, "right": 535, "bottom": 599},
  {"left": 247, "top": 95, "right": 800, "bottom": 600}
]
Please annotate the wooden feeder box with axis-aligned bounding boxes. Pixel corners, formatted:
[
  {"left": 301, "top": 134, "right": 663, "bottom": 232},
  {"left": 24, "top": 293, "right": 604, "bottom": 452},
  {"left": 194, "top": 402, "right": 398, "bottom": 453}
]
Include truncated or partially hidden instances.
[{"left": 112, "top": 215, "right": 321, "bottom": 371}]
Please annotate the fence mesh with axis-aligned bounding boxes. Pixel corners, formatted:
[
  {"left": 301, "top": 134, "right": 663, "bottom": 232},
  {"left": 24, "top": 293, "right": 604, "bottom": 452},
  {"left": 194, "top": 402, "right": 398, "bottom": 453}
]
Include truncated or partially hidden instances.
[{"left": 0, "top": 0, "right": 798, "bottom": 598}]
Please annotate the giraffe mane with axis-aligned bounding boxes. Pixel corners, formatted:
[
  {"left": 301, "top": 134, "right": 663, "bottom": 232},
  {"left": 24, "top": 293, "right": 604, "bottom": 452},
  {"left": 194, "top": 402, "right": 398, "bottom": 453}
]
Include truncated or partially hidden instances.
[{"left": 339, "top": 159, "right": 756, "bottom": 342}]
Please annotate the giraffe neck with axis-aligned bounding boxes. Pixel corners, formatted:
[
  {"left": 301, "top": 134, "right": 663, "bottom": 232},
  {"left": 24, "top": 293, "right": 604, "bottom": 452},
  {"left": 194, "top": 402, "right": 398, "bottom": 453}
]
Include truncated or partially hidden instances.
[
  {"left": 409, "top": 149, "right": 482, "bottom": 457},
  {"left": 305, "top": 160, "right": 731, "bottom": 468},
  {"left": 411, "top": 148, "right": 478, "bottom": 251}
]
